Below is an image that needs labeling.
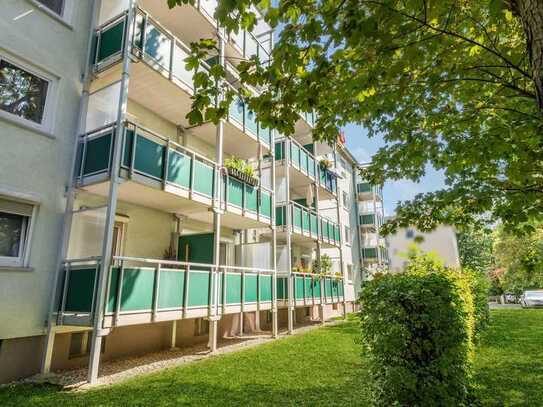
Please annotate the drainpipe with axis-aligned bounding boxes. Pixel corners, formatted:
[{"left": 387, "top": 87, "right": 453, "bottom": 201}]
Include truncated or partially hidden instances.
[
  {"left": 87, "top": 0, "right": 135, "bottom": 384},
  {"left": 271, "top": 131, "right": 278, "bottom": 338},
  {"left": 352, "top": 164, "right": 364, "bottom": 295},
  {"left": 313, "top": 141, "right": 324, "bottom": 325},
  {"left": 333, "top": 146, "right": 346, "bottom": 319},
  {"left": 40, "top": 0, "right": 103, "bottom": 377},
  {"left": 285, "top": 138, "right": 293, "bottom": 334}
]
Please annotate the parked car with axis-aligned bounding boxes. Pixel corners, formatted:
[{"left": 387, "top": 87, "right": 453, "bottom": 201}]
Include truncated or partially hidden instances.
[{"left": 521, "top": 290, "right": 543, "bottom": 308}]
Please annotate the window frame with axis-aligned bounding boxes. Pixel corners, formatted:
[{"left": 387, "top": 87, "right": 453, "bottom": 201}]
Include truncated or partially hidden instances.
[
  {"left": 0, "top": 52, "right": 58, "bottom": 136},
  {"left": 29, "top": 0, "right": 74, "bottom": 27},
  {"left": 0, "top": 203, "right": 37, "bottom": 269}
]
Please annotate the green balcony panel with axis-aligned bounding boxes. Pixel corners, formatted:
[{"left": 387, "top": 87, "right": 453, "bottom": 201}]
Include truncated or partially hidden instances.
[
  {"left": 64, "top": 267, "right": 97, "bottom": 313},
  {"left": 360, "top": 214, "right": 375, "bottom": 225},
  {"left": 225, "top": 273, "right": 242, "bottom": 304},
  {"left": 259, "top": 124, "right": 271, "bottom": 145},
  {"left": 158, "top": 269, "right": 185, "bottom": 309},
  {"left": 319, "top": 167, "right": 326, "bottom": 185},
  {"left": 143, "top": 22, "right": 172, "bottom": 70},
  {"left": 178, "top": 234, "right": 214, "bottom": 264},
  {"left": 259, "top": 274, "right": 273, "bottom": 302},
  {"left": 244, "top": 274, "right": 258, "bottom": 303},
  {"left": 339, "top": 282, "right": 344, "bottom": 297},
  {"left": 245, "top": 184, "right": 258, "bottom": 213},
  {"left": 334, "top": 225, "right": 341, "bottom": 243},
  {"left": 260, "top": 191, "right": 272, "bottom": 218},
  {"left": 363, "top": 248, "right": 378, "bottom": 259},
  {"left": 229, "top": 96, "right": 244, "bottom": 125},
  {"left": 276, "top": 205, "right": 285, "bottom": 226},
  {"left": 325, "top": 278, "right": 332, "bottom": 299},
  {"left": 357, "top": 182, "right": 372, "bottom": 193},
  {"left": 290, "top": 143, "right": 301, "bottom": 168},
  {"left": 313, "top": 278, "right": 321, "bottom": 298},
  {"left": 133, "top": 134, "right": 165, "bottom": 179},
  {"left": 97, "top": 19, "right": 125, "bottom": 63},
  {"left": 302, "top": 209, "right": 310, "bottom": 232},
  {"left": 332, "top": 280, "right": 339, "bottom": 298},
  {"left": 310, "top": 213, "right": 318, "bottom": 234},
  {"left": 308, "top": 156, "right": 315, "bottom": 177},
  {"left": 107, "top": 267, "right": 155, "bottom": 312},
  {"left": 227, "top": 177, "right": 243, "bottom": 207},
  {"left": 322, "top": 220, "right": 329, "bottom": 239},
  {"left": 188, "top": 270, "right": 211, "bottom": 307},
  {"left": 275, "top": 141, "right": 284, "bottom": 160},
  {"left": 293, "top": 206, "right": 302, "bottom": 229},
  {"left": 245, "top": 108, "right": 258, "bottom": 136},
  {"left": 167, "top": 149, "right": 191, "bottom": 188},
  {"left": 304, "top": 276, "right": 313, "bottom": 298},
  {"left": 295, "top": 276, "right": 304, "bottom": 300},
  {"left": 193, "top": 160, "right": 214, "bottom": 197},
  {"left": 303, "top": 144, "right": 314, "bottom": 154},
  {"left": 83, "top": 132, "right": 112, "bottom": 175},
  {"left": 277, "top": 277, "right": 287, "bottom": 299}
]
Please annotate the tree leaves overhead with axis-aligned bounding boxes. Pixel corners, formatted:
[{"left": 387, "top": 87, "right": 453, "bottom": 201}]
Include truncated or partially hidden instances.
[{"left": 167, "top": 0, "right": 543, "bottom": 233}]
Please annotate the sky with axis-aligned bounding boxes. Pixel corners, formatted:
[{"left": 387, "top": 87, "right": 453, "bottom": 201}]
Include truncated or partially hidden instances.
[{"left": 342, "top": 123, "right": 446, "bottom": 216}]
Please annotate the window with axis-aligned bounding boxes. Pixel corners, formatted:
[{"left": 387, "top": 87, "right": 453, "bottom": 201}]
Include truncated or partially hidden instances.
[
  {"left": 342, "top": 191, "right": 349, "bottom": 209},
  {"left": 347, "top": 264, "right": 353, "bottom": 281},
  {"left": 35, "top": 0, "right": 65, "bottom": 16},
  {"left": 344, "top": 226, "right": 351, "bottom": 245},
  {"left": 406, "top": 229, "right": 415, "bottom": 239},
  {"left": 0, "top": 55, "right": 55, "bottom": 132},
  {"left": 0, "top": 198, "right": 35, "bottom": 268}
]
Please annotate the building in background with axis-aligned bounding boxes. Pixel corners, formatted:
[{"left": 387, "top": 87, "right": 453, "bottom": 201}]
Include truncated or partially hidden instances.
[
  {"left": 387, "top": 225, "right": 460, "bottom": 273},
  {"left": 356, "top": 170, "right": 389, "bottom": 278}
]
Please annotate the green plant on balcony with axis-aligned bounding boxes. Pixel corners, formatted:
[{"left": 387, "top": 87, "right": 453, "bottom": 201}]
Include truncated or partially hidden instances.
[
  {"left": 224, "top": 156, "right": 258, "bottom": 186},
  {"left": 334, "top": 271, "right": 343, "bottom": 281},
  {"left": 319, "top": 158, "right": 332, "bottom": 169},
  {"left": 313, "top": 254, "right": 332, "bottom": 275}
]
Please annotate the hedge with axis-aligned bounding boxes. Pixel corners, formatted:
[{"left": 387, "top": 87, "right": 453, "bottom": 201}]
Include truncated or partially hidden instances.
[{"left": 359, "top": 256, "right": 475, "bottom": 406}]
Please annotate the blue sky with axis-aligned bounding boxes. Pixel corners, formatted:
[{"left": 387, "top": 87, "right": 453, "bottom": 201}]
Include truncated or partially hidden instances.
[{"left": 342, "top": 123, "right": 445, "bottom": 216}]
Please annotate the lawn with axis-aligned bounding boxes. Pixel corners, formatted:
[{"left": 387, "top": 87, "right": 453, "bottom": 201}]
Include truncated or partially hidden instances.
[{"left": 0, "top": 309, "right": 541, "bottom": 406}]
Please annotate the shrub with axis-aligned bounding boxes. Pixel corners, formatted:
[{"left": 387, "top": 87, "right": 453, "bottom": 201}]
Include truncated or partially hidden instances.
[
  {"left": 465, "top": 268, "right": 491, "bottom": 338},
  {"left": 359, "top": 257, "right": 474, "bottom": 406}
]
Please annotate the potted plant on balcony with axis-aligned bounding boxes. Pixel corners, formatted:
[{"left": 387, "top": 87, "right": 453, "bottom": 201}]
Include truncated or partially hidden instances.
[
  {"left": 319, "top": 158, "right": 332, "bottom": 170},
  {"left": 224, "top": 156, "right": 258, "bottom": 186},
  {"left": 313, "top": 254, "right": 332, "bottom": 280}
]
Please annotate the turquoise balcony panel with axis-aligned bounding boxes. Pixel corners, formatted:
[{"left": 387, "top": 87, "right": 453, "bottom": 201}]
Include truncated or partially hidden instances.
[
  {"left": 225, "top": 273, "right": 242, "bottom": 304},
  {"left": 310, "top": 213, "right": 318, "bottom": 234},
  {"left": 81, "top": 131, "right": 112, "bottom": 176},
  {"left": 277, "top": 277, "right": 288, "bottom": 300},
  {"left": 275, "top": 141, "right": 284, "bottom": 160},
  {"left": 166, "top": 149, "right": 191, "bottom": 189},
  {"left": 300, "top": 149, "right": 308, "bottom": 173},
  {"left": 295, "top": 276, "right": 304, "bottom": 300},
  {"left": 313, "top": 278, "right": 321, "bottom": 297},
  {"left": 244, "top": 274, "right": 258, "bottom": 303},
  {"left": 276, "top": 206, "right": 285, "bottom": 226},
  {"left": 308, "top": 156, "right": 315, "bottom": 177},
  {"left": 226, "top": 177, "right": 244, "bottom": 207},
  {"left": 302, "top": 209, "right": 310, "bottom": 233},
  {"left": 259, "top": 274, "right": 273, "bottom": 302},
  {"left": 95, "top": 18, "right": 125, "bottom": 64},
  {"left": 293, "top": 205, "right": 302, "bottom": 229},
  {"left": 64, "top": 267, "right": 97, "bottom": 313},
  {"left": 304, "top": 277, "right": 313, "bottom": 298},
  {"left": 260, "top": 190, "right": 272, "bottom": 218},
  {"left": 193, "top": 160, "right": 215, "bottom": 197},
  {"left": 290, "top": 143, "right": 301, "bottom": 168},
  {"left": 259, "top": 124, "right": 272, "bottom": 145},
  {"left": 245, "top": 184, "right": 258, "bottom": 213},
  {"left": 123, "top": 130, "right": 165, "bottom": 180}
]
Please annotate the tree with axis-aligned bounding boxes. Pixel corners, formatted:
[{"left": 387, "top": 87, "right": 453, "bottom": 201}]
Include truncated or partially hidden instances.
[
  {"left": 457, "top": 227, "right": 495, "bottom": 274},
  {"left": 167, "top": 0, "right": 543, "bottom": 233},
  {"left": 493, "top": 223, "right": 543, "bottom": 294}
]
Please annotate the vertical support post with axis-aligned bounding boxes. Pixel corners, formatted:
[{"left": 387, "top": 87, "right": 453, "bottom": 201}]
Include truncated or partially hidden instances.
[
  {"left": 271, "top": 129, "right": 278, "bottom": 338},
  {"left": 313, "top": 141, "right": 325, "bottom": 325},
  {"left": 209, "top": 33, "right": 226, "bottom": 353},
  {"left": 40, "top": 0, "right": 103, "bottom": 376},
  {"left": 88, "top": 0, "right": 135, "bottom": 384},
  {"left": 240, "top": 270, "right": 245, "bottom": 336},
  {"left": 352, "top": 164, "right": 364, "bottom": 297},
  {"left": 285, "top": 139, "right": 293, "bottom": 334},
  {"left": 333, "top": 146, "right": 347, "bottom": 320},
  {"left": 171, "top": 320, "right": 177, "bottom": 349}
]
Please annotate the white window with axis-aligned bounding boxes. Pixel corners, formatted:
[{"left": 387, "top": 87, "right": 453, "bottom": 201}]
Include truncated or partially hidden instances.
[
  {"left": 344, "top": 226, "right": 351, "bottom": 245},
  {"left": 0, "top": 198, "right": 36, "bottom": 268},
  {"left": 0, "top": 54, "right": 57, "bottom": 134},
  {"left": 347, "top": 264, "right": 353, "bottom": 282},
  {"left": 35, "top": 0, "right": 65, "bottom": 16}
]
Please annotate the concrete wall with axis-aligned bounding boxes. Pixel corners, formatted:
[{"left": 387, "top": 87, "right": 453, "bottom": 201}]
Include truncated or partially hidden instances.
[
  {"left": 0, "top": 1, "right": 92, "bottom": 341},
  {"left": 388, "top": 225, "right": 460, "bottom": 273}
]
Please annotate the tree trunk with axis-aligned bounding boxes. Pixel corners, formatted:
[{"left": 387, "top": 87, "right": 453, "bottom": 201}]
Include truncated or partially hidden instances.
[{"left": 511, "top": 0, "right": 543, "bottom": 114}]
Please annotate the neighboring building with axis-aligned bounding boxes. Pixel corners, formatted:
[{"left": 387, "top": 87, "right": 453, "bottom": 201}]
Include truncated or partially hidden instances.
[
  {"left": 0, "top": 0, "right": 383, "bottom": 385},
  {"left": 0, "top": 0, "right": 94, "bottom": 383},
  {"left": 387, "top": 225, "right": 460, "bottom": 273},
  {"left": 356, "top": 171, "right": 389, "bottom": 277}
]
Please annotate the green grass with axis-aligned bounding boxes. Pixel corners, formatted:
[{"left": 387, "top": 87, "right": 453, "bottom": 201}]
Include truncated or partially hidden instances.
[
  {"left": 1, "top": 309, "right": 541, "bottom": 406},
  {"left": 473, "top": 309, "right": 543, "bottom": 406}
]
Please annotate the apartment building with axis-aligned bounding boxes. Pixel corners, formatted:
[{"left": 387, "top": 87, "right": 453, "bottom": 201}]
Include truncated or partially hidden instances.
[
  {"left": 0, "top": 0, "right": 379, "bottom": 384},
  {"left": 356, "top": 170, "right": 389, "bottom": 277}
]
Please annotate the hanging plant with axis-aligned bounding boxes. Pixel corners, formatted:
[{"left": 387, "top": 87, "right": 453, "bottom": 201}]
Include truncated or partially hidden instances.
[{"left": 225, "top": 156, "right": 258, "bottom": 186}]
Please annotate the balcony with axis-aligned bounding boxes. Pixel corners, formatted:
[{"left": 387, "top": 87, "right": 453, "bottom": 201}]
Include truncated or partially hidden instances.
[
  {"left": 57, "top": 257, "right": 345, "bottom": 327},
  {"left": 274, "top": 138, "right": 337, "bottom": 199},
  {"left": 75, "top": 121, "right": 272, "bottom": 229},
  {"left": 91, "top": 8, "right": 271, "bottom": 160},
  {"left": 274, "top": 201, "right": 341, "bottom": 248},
  {"left": 359, "top": 213, "right": 383, "bottom": 230},
  {"left": 357, "top": 182, "right": 383, "bottom": 200}
]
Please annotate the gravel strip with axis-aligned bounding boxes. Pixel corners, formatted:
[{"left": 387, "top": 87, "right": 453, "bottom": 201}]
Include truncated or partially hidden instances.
[{"left": 24, "top": 320, "right": 341, "bottom": 390}]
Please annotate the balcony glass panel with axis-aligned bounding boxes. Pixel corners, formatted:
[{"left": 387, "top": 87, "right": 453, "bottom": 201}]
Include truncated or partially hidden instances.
[
  {"left": 276, "top": 205, "right": 285, "bottom": 226},
  {"left": 172, "top": 43, "right": 193, "bottom": 87},
  {"left": 277, "top": 277, "right": 287, "bottom": 299},
  {"left": 244, "top": 274, "right": 258, "bottom": 302},
  {"left": 193, "top": 160, "right": 214, "bottom": 197},
  {"left": 259, "top": 124, "right": 271, "bottom": 145},
  {"left": 310, "top": 213, "right": 318, "bottom": 234},
  {"left": 82, "top": 131, "right": 112, "bottom": 176},
  {"left": 295, "top": 276, "right": 304, "bottom": 299},
  {"left": 290, "top": 143, "right": 300, "bottom": 168},
  {"left": 96, "top": 18, "right": 125, "bottom": 63},
  {"left": 308, "top": 156, "right": 315, "bottom": 177},
  {"left": 259, "top": 274, "right": 273, "bottom": 301},
  {"left": 167, "top": 149, "right": 191, "bottom": 188},
  {"left": 230, "top": 29, "right": 244, "bottom": 51},
  {"left": 260, "top": 190, "right": 272, "bottom": 218},
  {"left": 275, "top": 141, "right": 284, "bottom": 160},
  {"left": 304, "top": 277, "right": 313, "bottom": 298},
  {"left": 64, "top": 267, "right": 97, "bottom": 313},
  {"left": 229, "top": 96, "right": 244, "bottom": 126},
  {"left": 302, "top": 209, "right": 310, "bottom": 232},
  {"left": 245, "top": 108, "right": 258, "bottom": 136},
  {"left": 227, "top": 177, "right": 243, "bottom": 207},
  {"left": 293, "top": 205, "right": 302, "bottom": 229},
  {"left": 225, "top": 273, "right": 242, "bottom": 304},
  {"left": 245, "top": 184, "right": 258, "bottom": 213},
  {"left": 245, "top": 33, "right": 258, "bottom": 58},
  {"left": 199, "top": 0, "right": 217, "bottom": 19},
  {"left": 300, "top": 149, "right": 308, "bottom": 173},
  {"left": 123, "top": 130, "right": 165, "bottom": 179},
  {"left": 144, "top": 22, "right": 172, "bottom": 70}
]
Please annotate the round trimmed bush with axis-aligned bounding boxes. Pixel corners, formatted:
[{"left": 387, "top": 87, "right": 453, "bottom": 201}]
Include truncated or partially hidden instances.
[{"left": 359, "top": 270, "right": 474, "bottom": 406}]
